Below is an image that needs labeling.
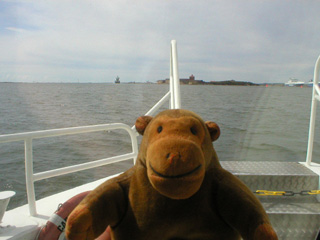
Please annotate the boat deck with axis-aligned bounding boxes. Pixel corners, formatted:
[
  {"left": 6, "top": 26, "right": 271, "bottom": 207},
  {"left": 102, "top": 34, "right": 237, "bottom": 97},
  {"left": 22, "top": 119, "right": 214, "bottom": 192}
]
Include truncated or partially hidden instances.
[
  {"left": 1, "top": 161, "right": 319, "bottom": 240},
  {"left": 0, "top": 174, "right": 120, "bottom": 240}
]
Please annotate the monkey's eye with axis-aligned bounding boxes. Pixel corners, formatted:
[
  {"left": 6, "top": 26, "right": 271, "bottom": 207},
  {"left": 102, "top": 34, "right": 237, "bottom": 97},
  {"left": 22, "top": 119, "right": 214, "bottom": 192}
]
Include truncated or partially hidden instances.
[
  {"left": 190, "top": 126, "right": 197, "bottom": 135},
  {"left": 157, "top": 126, "right": 163, "bottom": 133}
]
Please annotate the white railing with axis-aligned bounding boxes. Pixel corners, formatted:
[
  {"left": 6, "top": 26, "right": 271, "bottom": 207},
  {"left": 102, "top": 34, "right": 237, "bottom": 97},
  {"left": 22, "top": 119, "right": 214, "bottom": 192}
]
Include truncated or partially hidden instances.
[
  {"left": 306, "top": 55, "right": 320, "bottom": 166},
  {"left": 170, "top": 40, "right": 181, "bottom": 109},
  {"left": 134, "top": 40, "right": 180, "bottom": 120},
  {"left": 144, "top": 39, "right": 181, "bottom": 116},
  {"left": 0, "top": 40, "right": 182, "bottom": 216},
  {"left": 0, "top": 124, "right": 139, "bottom": 216}
]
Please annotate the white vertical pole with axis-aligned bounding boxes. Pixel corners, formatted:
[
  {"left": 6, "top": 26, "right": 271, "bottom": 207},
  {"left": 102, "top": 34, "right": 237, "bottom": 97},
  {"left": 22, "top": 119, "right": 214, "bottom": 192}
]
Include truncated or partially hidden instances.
[
  {"left": 25, "top": 138, "right": 37, "bottom": 216},
  {"left": 170, "top": 45, "right": 175, "bottom": 109},
  {"left": 306, "top": 55, "right": 320, "bottom": 166},
  {"left": 171, "top": 40, "right": 181, "bottom": 109}
]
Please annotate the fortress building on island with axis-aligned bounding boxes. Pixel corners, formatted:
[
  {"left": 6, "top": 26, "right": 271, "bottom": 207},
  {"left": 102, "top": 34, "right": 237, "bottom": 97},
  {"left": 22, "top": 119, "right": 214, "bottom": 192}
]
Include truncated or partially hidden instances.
[{"left": 157, "top": 74, "right": 205, "bottom": 85}]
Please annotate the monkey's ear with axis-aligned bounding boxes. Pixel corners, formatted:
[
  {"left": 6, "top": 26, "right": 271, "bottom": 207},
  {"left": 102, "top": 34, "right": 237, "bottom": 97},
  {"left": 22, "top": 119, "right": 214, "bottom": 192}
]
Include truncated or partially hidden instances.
[
  {"left": 135, "top": 116, "right": 153, "bottom": 135},
  {"left": 205, "top": 121, "right": 220, "bottom": 142}
]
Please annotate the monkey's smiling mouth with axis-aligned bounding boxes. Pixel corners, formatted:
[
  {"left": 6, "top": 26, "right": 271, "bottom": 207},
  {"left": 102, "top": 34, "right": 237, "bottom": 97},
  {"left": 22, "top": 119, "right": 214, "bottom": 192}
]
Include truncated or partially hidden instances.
[{"left": 149, "top": 164, "right": 202, "bottom": 179}]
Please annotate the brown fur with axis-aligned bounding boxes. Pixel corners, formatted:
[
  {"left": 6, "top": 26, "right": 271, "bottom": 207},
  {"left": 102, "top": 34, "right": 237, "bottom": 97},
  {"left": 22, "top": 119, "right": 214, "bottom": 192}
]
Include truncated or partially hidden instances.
[{"left": 66, "top": 109, "right": 278, "bottom": 240}]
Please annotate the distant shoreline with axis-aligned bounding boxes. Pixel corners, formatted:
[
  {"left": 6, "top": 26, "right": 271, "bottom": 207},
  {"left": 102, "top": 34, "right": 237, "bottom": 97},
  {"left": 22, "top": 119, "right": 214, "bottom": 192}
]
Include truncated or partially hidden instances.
[
  {"left": 0, "top": 81, "right": 286, "bottom": 86},
  {"left": 156, "top": 79, "right": 286, "bottom": 86}
]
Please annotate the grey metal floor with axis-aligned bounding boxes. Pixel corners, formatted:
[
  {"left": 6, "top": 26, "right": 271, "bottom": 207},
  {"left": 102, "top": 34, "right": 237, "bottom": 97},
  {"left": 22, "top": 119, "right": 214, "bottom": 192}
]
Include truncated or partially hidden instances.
[{"left": 221, "top": 161, "right": 320, "bottom": 240}]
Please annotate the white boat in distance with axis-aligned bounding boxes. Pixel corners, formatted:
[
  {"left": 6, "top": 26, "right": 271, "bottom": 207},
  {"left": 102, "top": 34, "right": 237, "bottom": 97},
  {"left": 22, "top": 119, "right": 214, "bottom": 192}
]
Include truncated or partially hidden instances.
[{"left": 285, "top": 78, "right": 305, "bottom": 87}]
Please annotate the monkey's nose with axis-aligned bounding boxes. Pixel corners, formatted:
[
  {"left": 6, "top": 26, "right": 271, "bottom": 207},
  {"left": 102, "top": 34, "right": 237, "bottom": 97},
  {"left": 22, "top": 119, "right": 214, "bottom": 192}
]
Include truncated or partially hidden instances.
[{"left": 166, "top": 152, "right": 181, "bottom": 164}]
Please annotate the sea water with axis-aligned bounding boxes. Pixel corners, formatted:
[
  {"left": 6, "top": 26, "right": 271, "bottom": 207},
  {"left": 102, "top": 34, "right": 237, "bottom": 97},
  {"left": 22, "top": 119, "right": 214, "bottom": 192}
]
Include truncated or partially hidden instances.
[{"left": 0, "top": 83, "right": 319, "bottom": 209}]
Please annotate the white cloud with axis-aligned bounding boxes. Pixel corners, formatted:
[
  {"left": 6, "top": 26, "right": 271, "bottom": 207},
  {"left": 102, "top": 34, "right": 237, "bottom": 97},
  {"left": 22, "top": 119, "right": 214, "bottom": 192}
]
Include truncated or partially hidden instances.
[
  {"left": 5, "top": 27, "right": 27, "bottom": 33},
  {"left": 1, "top": 1, "right": 320, "bottom": 83}
]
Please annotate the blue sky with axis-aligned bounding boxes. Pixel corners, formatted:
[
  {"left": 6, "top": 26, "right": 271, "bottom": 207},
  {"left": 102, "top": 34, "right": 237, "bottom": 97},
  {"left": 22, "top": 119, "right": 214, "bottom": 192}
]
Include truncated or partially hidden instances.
[{"left": 1, "top": 1, "right": 320, "bottom": 83}]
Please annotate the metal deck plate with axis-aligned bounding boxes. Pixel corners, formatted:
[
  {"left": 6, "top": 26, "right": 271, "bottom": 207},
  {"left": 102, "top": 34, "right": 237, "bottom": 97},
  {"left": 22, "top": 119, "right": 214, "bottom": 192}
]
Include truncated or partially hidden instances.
[
  {"left": 263, "top": 202, "right": 320, "bottom": 214},
  {"left": 220, "top": 161, "right": 318, "bottom": 176},
  {"left": 220, "top": 161, "right": 319, "bottom": 193},
  {"left": 269, "top": 214, "right": 320, "bottom": 240},
  {"left": 220, "top": 161, "right": 320, "bottom": 239}
]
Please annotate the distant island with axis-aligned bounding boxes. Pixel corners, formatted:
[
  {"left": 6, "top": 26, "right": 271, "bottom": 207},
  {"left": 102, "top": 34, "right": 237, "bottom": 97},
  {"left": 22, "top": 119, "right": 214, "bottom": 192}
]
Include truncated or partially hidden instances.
[{"left": 157, "top": 74, "right": 258, "bottom": 86}]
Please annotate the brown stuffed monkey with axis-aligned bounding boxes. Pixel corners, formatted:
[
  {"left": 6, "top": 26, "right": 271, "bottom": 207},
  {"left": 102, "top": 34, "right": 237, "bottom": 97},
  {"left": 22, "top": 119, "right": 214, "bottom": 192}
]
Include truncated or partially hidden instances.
[{"left": 66, "top": 109, "right": 278, "bottom": 240}]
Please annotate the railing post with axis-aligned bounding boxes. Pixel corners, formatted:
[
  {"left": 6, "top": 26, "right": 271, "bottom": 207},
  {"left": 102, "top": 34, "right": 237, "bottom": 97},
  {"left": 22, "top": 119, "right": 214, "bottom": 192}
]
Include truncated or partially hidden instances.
[
  {"left": 306, "top": 55, "right": 320, "bottom": 166},
  {"left": 24, "top": 138, "right": 37, "bottom": 216},
  {"left": 170, "top": 46, "right": 175, "bottom": 109},
  {"left": 129, "top": 127, "right": 139, "bottom": 165},
  {"left": 170, "top": 40, "right": 181, "bottom": 109}
]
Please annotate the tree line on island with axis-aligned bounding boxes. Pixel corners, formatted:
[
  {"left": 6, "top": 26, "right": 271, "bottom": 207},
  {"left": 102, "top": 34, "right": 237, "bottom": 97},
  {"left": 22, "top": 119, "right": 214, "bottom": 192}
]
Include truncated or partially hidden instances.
[{"left": 156, "top": 74, "right": 259, "bottom": 86}]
